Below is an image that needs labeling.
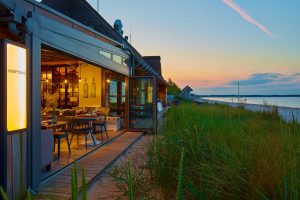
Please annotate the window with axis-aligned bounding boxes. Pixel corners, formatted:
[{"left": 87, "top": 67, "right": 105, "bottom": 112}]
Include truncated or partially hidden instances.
[
  {"left": 100, "top": 50, "right": 112, "bottom": 59},
  {"left": 109, "top": 80, "right": 126, "bottom": 115},
  {"left": 112, "top": 54, "right": 122, "bottom": 65},
  {"left": 122, "top": 58, "right": 128, "bottom": 66}
]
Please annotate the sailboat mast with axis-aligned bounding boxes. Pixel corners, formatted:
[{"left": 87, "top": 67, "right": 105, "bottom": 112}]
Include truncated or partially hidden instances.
[{"left": 238, "top": 80, "right": 240, "bottom": 98}]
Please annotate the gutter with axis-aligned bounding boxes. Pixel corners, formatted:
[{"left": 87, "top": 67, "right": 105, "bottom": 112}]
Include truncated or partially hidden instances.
[{"left": 123, "top": 47, "right": 135, "bottom": 76}]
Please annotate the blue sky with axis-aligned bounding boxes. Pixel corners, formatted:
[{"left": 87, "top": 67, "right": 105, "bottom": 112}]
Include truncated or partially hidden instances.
[{"left": 88, "top": 0, "right": 300, "bottom": 95}]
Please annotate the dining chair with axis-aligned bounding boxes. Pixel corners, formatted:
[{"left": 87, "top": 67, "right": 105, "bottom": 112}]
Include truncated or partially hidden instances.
[
  {"left": 69, "top": 119, "right": 95, "bottom": 150},
  {"left": 93, "top": 107, "right": 110, "bottom": 141},
  {"left": 53, "top": 123, "right": 71, "bottom": 159}
]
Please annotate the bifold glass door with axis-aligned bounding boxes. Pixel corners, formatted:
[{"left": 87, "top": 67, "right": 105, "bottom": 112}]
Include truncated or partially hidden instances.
[{"left": 129, "top": 76, "right": 157, "bottom": 130}]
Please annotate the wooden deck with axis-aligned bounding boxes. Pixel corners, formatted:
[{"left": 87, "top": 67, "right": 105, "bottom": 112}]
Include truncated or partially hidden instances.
[
  {"left": 41, "top": 130, "right": 126, "bottom": 180},
  {"left": 35, "top": 131, "right": 144, "bottom": 200}
]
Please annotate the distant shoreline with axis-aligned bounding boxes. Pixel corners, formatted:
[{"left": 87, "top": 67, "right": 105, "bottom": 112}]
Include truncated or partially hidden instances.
[
  {"left": 197, "top": 98, "right": 300, "bottom": 124},
  {"left": 198, "top": 95, "right": 300, "bottom": 98}
]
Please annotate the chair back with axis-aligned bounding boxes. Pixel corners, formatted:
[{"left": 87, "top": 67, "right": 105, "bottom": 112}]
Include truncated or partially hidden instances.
[
  {"left": 99, "top": 107, "right": 110, "bottom": 117},
  {"left": 69, "top": 119, "right": 93, "bottom": 133}
]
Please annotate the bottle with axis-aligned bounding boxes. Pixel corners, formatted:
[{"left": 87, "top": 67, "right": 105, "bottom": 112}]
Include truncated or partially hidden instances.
[
  {"left": 91, "top": 77, "right": 96, "bottom": 98},
  {"left": 83, "top": 78, "right": 89, "bottom": 98}
]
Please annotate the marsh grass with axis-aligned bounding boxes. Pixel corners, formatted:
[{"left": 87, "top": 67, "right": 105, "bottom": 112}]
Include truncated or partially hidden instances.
[{"left": 147, "top": 102, "right": 300, "bottom": 199}]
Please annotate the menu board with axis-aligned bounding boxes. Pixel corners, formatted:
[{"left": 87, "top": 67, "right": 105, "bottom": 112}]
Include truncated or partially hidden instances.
[{"left": 6, "top": 43, "right": 27, "bottom": 132}]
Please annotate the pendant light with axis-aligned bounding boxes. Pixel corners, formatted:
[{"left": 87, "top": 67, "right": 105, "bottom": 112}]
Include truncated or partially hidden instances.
[
  {"left": 46, "top": 65, "right": 49, "bottom": 83},
  {"left": 79, "top": 63, "right": 82, "bottom": 83}
]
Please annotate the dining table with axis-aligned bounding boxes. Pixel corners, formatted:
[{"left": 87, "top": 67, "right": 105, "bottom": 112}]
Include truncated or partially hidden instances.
[{"left": 41, "top": 121, "right": 68, "bottom": 130}]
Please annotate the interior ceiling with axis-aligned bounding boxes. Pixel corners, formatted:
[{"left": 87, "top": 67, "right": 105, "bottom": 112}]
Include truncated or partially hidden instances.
[{"left": 41, "top": 47, "right": 80, "bottom": 66}]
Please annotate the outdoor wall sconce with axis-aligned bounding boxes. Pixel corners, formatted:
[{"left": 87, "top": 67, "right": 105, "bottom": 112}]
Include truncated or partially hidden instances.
[
  {"left": 107, "top": 79, "right": 110, "bottom": 83},
  {"left": 64, "top": 79, "right": 68, "bottom": 83}
]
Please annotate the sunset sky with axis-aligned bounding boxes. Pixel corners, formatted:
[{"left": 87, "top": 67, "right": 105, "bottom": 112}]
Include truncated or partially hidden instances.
[{"left": 88, "top": 0, "right": 300, "bottom": 95}]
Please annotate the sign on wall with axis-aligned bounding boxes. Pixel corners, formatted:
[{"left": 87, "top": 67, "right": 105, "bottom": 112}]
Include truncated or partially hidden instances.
[{"left": 6, "top": 43, "right": 27, "bottom": 132}]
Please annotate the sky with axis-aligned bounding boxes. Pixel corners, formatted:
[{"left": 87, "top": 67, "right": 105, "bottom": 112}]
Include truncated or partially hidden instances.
[{"left": 87, "top": 0, "right": 300, "bottom": 95}]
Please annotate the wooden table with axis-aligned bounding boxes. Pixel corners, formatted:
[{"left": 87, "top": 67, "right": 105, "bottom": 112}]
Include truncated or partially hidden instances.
[{"left": 41, "top": 121, "right": 68, "bottom": 130}]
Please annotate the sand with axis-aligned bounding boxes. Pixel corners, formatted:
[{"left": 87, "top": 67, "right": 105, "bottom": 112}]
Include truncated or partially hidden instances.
[{"left": 199, "top": 99, "right": 300, "bottom": 124}]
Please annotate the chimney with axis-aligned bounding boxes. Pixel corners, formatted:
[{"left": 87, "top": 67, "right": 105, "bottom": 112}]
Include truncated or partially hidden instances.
[{"left": 114, "top": 19, "right": 123, "bottom": 36}]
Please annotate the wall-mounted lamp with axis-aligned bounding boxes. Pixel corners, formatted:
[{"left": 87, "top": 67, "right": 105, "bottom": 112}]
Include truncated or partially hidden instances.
[
  {"left": 64, "top": 79, "right": 68, "bottom": 83},
  {"left": 79, "top": 77, "right": 82, "bottom": 83},
  {"left": 107, "top": 79, "right": 110, "bottom": 83}
]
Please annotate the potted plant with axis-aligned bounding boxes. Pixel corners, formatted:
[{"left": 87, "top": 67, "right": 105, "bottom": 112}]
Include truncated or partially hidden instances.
[{"left": 44, "top": 92, "right": 59, "bottom": 124}]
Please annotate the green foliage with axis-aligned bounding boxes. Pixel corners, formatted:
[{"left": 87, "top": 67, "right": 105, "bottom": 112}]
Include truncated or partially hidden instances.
[
  {"left": 128, "top": 162, "right": 133, "bottom": 200},
  {"left": 71, "top": 159, "right": 79, "bottom": 200},
  {"left": 176, "top": 147, "right": 184, "bottom": 200},
  {"left": 148, "top": 102, "right": 300, "bottom": 199},
  {"left": 71, "top": 159, "right": 87, "bottom": 200},
  {"left": 0, "top": 186, "right": 8, "bottom": 200},
  {"left": 27, "top": 189, "right": 32, "bottom": 200},
  {"left": 111, "top": 160, "right": 154, "bottom": 200},
  {"left": 167, "top": 79, "right": 181, "bottom": 96},
  {"left": 81, "top": 166, "right": 87, "bottom": 200},
  {"left": 71, "top": 167, "right": 77, "bottom": 200}
]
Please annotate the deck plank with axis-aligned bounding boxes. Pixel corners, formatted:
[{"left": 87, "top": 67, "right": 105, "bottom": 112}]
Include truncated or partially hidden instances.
[{"left": 36, "top": 131, "right": 143, "bottom": 199}]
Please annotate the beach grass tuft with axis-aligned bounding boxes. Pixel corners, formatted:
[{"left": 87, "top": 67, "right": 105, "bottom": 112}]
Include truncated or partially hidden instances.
[{"left": 147, "top": 102, "right": 300, "bottom": 199}]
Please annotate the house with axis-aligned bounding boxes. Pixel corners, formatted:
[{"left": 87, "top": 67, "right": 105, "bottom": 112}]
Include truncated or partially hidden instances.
[
  {"left": 0, "top": 0, "right": 167, "bottom": 198},
  {"left": 179, "top": 86, "right": 193, "bottom": 99}
]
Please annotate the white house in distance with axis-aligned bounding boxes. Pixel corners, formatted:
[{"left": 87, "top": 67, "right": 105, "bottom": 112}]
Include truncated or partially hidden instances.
[{"left": 179, "top": 86, "right": 193, "bottom": 99}]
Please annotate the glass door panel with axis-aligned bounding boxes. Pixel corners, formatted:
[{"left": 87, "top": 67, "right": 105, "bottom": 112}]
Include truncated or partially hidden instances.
[{"left": 129, "top": 76, "right": 156, "bottom": 130}]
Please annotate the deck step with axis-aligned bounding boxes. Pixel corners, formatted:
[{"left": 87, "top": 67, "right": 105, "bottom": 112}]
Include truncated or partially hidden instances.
[{"left": 35, "top": 131, "right": 144, "bottom": 199}]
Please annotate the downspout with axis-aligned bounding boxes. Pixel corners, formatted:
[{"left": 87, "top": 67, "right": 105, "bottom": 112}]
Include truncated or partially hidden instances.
[
  {"left": 8, "top": 21, "right": 23, "bottom": 38},
  {"left": 123, "top": 47, "right": 135, "bottom": 76}
]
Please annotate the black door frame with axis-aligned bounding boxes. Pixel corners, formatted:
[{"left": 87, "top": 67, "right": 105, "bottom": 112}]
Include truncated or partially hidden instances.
[{"left": 128, "top": 76, "right": 157, "bottom": 132}]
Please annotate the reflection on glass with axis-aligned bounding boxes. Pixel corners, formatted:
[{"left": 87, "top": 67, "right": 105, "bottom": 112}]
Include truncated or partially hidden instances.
[
  {"left": 129, "top": 78, "right": 154, "bottom": 129},
  {"left": 100, "top": 50, "right": 112, "bottom": 59},
  {"left": 112, "top": 54, "right": 122, "bottom": 64},
  {"left": 110, "top": 80, "right": 118, "bottom": 96}
]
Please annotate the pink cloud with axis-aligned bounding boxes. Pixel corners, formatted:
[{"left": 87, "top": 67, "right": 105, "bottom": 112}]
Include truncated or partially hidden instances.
[{"left": 222, "top": 0, "right": 275, "bottom": 38}]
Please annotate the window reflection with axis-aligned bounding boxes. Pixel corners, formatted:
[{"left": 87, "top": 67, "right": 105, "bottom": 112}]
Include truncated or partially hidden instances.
[{"left": 109, "top": 80, "right": 126, "bottom": 115}]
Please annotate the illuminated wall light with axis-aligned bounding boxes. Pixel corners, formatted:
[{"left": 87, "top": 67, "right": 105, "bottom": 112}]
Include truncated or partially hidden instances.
[
  {"left": 79, "top": 77, "right": 82, "bottom": 83},
  {"left": 107, "top": 79, "right": 110, "bottom": 83},
  {"left": 46, "top": 79, "right": 49, "bottom": 83},
  {"left": 6, "top": 43, "right": 27, "bottom": 131},
  {"left": 64, "top": 79, "right": 68, "bottom": 83}
]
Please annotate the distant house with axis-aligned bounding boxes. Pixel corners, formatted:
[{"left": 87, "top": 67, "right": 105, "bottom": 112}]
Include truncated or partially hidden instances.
[
  {"left": 179, "top": 86, "right": 193, "bottom": 99},
  {"left": 167, "top": 95, "right": 175, "bottom": 105}
]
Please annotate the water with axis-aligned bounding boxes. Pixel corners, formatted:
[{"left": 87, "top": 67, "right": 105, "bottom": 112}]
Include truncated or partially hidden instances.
[{"left": 203, "top": 97, "right": 300, "bottom": 108}]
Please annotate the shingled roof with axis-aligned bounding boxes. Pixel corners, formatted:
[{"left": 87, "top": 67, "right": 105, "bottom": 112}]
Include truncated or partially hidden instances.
[
  {"left": 41, "top": 0, "right": 168, "bottom": 85},
  {"left": 42, "top": 0, "right": 122, "bottom": 43}
]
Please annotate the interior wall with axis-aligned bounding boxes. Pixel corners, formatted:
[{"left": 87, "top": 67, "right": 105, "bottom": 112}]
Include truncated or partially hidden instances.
[{"left": 79, "top": 64, "right": 102, "bottom": 107}]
